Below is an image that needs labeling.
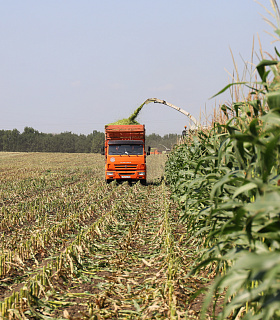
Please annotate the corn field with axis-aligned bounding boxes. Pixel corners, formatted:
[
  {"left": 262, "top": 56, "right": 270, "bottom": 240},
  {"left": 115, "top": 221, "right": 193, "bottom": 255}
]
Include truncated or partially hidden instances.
[
  {"left": 0, "top": 152, "right": 213, "bottom": 319},
  {"left": 2, "top": 2, "right": 280, "bottom": 319},
  {"left": 165, "top": 2, "right": 280, "bottom": 319}
]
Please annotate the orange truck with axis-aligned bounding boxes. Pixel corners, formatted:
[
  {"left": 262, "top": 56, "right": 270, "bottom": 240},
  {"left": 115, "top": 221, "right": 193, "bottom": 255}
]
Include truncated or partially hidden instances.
[{"left": 104, "top": 124, "right": 148, "bottom": 184}]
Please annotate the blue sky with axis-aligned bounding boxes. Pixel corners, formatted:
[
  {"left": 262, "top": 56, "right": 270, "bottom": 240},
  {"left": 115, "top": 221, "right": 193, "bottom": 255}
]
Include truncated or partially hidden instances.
[{"left": 0, "top": 0, "right": 276, "bottom": 135}]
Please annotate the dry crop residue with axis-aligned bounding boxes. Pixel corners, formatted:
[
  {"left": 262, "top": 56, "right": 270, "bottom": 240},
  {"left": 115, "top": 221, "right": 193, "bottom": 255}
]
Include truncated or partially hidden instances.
[{"left": 0, "top": 153, "right": 211, "bottom": 319}]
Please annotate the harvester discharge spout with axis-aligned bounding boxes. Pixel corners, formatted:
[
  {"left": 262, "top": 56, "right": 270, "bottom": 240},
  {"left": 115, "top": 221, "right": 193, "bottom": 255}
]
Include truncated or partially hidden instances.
[{"left": 144, "top": 98, "right": 200, "bottom": 128}]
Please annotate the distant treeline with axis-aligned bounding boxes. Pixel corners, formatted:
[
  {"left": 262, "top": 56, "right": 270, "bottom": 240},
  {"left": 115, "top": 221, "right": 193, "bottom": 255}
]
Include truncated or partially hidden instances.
[
  {"left": 0, "top": 127, "right": 104, "bottom": 153},
  {"left": 146, "top": 133, "right": 179, "bottom": 152},
  {"left": 0, "top": 127, "right": 179, "bottom": 153}
]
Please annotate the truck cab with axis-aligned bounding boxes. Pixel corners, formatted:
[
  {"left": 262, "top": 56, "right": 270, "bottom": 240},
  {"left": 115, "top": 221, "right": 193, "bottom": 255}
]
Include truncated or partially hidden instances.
[{"left": 105, "top": 125, "right": 147, "bottom": 184}]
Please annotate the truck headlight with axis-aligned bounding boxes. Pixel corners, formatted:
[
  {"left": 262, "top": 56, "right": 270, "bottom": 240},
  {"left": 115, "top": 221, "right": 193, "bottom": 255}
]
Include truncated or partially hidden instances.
[
  {"left": 107, "top": 172, "right": 114, "bottom": 176},
  {"left": 138, "top": 172, "right": 145, "bottom": 176}
]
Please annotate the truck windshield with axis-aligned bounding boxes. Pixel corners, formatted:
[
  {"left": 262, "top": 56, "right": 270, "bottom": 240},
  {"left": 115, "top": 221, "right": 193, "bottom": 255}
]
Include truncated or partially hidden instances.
[{"left": 109, "top": 144, "right": 143, "bottom": 155}]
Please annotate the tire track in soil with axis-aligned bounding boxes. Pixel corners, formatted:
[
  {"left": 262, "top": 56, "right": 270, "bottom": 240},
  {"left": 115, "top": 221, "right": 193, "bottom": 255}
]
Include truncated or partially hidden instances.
[{"left": 46, "top": 183, "right": 196, "bottom": 320}]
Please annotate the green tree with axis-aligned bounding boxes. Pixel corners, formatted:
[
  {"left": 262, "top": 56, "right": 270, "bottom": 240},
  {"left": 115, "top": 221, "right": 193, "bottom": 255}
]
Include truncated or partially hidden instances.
[
  {"left": 19, "top": 127, "right": 40, "bottom": 152},
  {"left": 2, "top": 129, "right": 20, "bottom": 151},
  {"left": 91, "top": 130, "right": 105, "bottom": 153}
]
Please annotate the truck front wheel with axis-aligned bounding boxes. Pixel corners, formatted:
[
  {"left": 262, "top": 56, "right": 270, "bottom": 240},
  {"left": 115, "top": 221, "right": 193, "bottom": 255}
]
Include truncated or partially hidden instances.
[{"left": 140, "top": 179, "right": 147, "bottom": 186}]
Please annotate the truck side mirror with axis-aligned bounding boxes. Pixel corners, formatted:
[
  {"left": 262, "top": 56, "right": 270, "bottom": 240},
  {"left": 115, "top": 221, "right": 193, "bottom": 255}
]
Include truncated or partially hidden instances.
[
  {"left": 147, "top": 146, "right": 151, "bottom": 156},
  {"left": 101, "top": 146, "right": 105, "bottom": 155}
]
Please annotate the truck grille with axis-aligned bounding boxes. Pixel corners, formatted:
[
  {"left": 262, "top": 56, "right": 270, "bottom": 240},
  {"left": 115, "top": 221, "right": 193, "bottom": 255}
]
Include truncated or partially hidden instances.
[{"left": 114, "top": 164, "right": 137, "bottom": 170}]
